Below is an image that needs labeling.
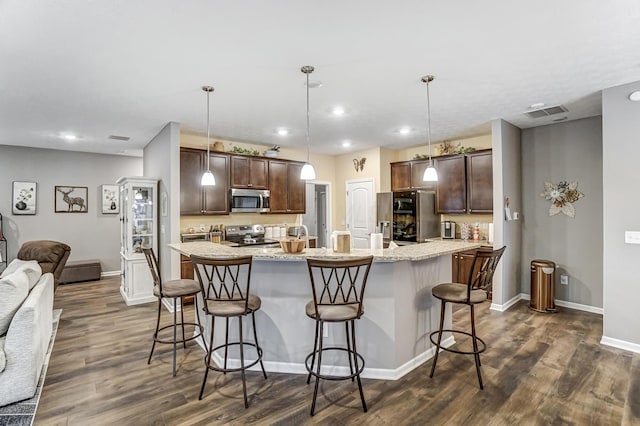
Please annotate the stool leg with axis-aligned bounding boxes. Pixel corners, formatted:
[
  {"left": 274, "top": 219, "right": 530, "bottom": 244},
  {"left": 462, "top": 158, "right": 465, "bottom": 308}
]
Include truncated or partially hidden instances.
[
  {"left": 172, "top": 297, "right": 178, "bottom": 377},
  {"left": 430, "top": 299, "right": 447, "bottom": 379},
  {"left": 251, "top": 311, "right": 267, "bottom": 379},
  {"left": 180, "top": 297, "right": 187, "bottom": 349},
  {"left": 223, "top": 318, "right": 229, "bottom": 374},
  {"left": 470, "top": 304, "right": 484, "bottom": 390},
  {"left": 345, "top": 322, "right": 355, "bottom": 382},
  {"left": 239, "top": 316, "right": 248, "bottom": 408},
  {"left": 351, "top": 320, "right": 367, "bottom": 412},
  {"left": 310, "top": 320, "right": 324, "bottom": 416},
  {"left": 148, "top": 298, "right": 162, "bottom": 364},
  {"left": 199, "top": 316, "right": 215, "bottom": 400},
  {"left": 307, "top": 320, "right": 320, "bottom": 385}
]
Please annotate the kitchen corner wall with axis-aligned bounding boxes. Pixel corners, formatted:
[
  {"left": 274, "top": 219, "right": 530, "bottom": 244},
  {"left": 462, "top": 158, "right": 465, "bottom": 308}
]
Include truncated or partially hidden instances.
[
  {"left": 0, "top": 145, "right": 142, "bottom": 272},
  {"left": 521, "top": 117, "right": 603, "bottom": 309}
]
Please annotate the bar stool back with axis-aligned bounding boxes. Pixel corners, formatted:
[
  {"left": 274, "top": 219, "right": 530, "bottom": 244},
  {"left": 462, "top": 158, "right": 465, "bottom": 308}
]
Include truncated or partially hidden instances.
[
  {"left": 305, "top": 255, "right": 373, "bottom": 416},
  {"left": 190, "top": 255, "right": 267, "bottom": 408},
  {"left": 429, "top": 246, "right": 506, "bottom": 389},
  {"left": 142, "top": 248, "right": 203, "bottom": 377}
]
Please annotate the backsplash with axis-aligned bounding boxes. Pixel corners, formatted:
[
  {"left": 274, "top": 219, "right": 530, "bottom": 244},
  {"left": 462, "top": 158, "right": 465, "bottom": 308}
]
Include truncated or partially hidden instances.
[
  {"left": 180, "top": 213, "right": 301, "bottom": 235},
  {"left": 440, "top": 213, "right": 493, "bottom": 240}
]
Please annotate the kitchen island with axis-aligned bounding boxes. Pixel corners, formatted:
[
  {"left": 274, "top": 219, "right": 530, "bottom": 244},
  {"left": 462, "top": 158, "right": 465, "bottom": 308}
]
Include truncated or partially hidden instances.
[{"left": 169, "top": 239, "right": 482, "bottom": 380}]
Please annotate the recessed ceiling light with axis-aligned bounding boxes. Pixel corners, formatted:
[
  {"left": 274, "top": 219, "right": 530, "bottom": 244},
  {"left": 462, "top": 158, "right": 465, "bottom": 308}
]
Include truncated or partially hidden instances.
[
  {"left": 62, "top": 133, "right": 77, "bottom": 141},
  {"left": 399, "top": 127, "right": 411, "bottom": 135},
  {"left": 529, "top": 102, "right": 546, "bottom": 109},
  {"left": 277, "top": 128, "right": 289, "bottom": 136},
  {"left": 342, "top": 140, "right": 352, "bottom": 147},
  {"left": 332, "top": 106, "right": 345, "bottom": 116},
  {"left": 629, "top": 91, "right": 640, "bottom": 101}
]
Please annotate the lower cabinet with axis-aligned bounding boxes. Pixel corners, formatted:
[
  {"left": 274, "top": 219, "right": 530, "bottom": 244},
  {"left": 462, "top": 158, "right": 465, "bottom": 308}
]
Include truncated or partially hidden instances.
[
  {"left": 120, "top": 256, "right": 156, "bottom": 306},
  {"left": 452, "top": 248, "right": 493, "bottom": 299},
  {"left": 180, "top": 255, "right": 195, "bottom": 305}
]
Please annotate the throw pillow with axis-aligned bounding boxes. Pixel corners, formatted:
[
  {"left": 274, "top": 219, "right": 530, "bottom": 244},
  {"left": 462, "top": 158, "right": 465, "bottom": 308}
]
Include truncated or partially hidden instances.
[
  {"left": 0, "top": 259, "right": 42, "bottom": 290},
  {"left": 0, "top": 271, "right": 30, "bottom": 335}
]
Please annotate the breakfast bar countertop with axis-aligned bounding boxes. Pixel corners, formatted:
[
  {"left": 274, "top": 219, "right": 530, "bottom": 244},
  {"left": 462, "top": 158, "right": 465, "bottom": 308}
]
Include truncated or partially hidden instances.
[{"left": 169, "top": 239, "right": 483, "bottom": 262}]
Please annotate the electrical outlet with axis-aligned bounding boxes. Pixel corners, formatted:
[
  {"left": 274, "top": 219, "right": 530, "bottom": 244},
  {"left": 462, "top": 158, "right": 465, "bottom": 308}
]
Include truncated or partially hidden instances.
[
  {"left": 323, "top": 323, "right": 329, "bottom": 338},
  {"left": 560, "top": 274, "right": 569, "bottom": 285}
]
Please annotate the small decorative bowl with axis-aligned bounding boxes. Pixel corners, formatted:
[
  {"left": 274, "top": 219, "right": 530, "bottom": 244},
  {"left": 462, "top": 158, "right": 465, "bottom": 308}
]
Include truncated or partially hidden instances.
[{"left": 280, "top": 239, "right": 306, "bottom": 253}]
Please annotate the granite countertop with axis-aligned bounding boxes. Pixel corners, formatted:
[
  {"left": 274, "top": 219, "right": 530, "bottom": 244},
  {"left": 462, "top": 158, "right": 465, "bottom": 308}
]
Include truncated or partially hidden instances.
[{"left": 169, "top": 239, "right": 483, "bottom": 263}]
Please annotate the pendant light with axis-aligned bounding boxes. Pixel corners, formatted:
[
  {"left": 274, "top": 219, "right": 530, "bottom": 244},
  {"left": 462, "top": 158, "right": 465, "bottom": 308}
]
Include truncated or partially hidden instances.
[
  {"left": 200, "top": 85, "right": 216, "bottom": 186},
  {"left": 422, "top": 75, "right": 438, "bottom": 182},
  {"left": 300, "top": 65, "right": 316, "bottom": 180}
]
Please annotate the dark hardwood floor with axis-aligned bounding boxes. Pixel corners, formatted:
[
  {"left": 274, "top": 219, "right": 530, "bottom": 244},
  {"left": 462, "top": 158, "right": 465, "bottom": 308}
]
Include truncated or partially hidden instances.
[{"left": 36, "top": 277, "right": 640, "bottom": 425}]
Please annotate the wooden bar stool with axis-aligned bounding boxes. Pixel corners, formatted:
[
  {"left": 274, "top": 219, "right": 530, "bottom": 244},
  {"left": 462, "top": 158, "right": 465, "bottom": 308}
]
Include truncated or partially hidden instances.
[
  {"left": 305, "top": 255, "right": 373, "bottom": 416},
  {"left": 142, "top": 248, "right": 203, "bottom": 377},
  {"left": 190, "top": 255, "right": 267, "bottom": 408},
  {"left": 429, "top": 246, "right": 506, "bottom": 389}
]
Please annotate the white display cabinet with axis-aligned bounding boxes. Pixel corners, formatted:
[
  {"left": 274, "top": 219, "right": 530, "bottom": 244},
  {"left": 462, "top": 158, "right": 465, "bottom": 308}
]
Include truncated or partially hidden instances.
[{"left": 117, "top": 177, "right": 158, "bottom": 305}]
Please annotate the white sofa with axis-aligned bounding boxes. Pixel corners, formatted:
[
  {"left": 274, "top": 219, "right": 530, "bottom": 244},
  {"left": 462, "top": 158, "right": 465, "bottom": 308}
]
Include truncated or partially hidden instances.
[{"left": 0, "top": 261, "right": 54, "bottom": 407}]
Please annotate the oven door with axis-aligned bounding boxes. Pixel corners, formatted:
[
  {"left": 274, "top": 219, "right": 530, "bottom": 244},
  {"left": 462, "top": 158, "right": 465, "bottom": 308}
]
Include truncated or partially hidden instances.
[{"left": 230, "top": 189, "right": 270, "bottom": 213}]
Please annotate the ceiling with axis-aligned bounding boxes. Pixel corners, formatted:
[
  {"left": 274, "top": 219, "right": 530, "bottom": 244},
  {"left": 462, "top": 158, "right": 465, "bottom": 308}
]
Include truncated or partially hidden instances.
[{"left": 1, "top": 1, "right": 639, "bottom": 157}]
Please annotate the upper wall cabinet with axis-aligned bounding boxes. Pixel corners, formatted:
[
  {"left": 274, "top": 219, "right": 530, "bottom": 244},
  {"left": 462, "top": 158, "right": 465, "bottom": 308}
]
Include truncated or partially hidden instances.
[
  {"left": 180, "top": 148, "right": 229, "bottom": 215},
  {"left": 435, "top": 149, "right": 493, "bottom": 214},
  {"left": 391, "top": 160, "right": 436, "bottom": 192},
  {"left": 230, "top": 156, "right": 268, "bottom": 189},
  {"left": 268, "top": 160, "right": 305, "bottom": 214}
]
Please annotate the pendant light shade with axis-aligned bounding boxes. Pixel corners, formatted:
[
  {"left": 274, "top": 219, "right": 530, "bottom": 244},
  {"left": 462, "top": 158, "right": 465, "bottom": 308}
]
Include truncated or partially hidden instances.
[
  {"left": 201, "top": 85, "right": 216, "bottom": 186},
  {"left": 421, "top": 75, "right": 438, "bottom": 182},
  {"left": 300, "top": 65, "right": 316, "bottom": 180}
]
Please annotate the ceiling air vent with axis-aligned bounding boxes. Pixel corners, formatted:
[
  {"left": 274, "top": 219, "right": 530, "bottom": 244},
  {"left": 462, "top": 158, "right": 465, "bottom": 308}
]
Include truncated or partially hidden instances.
[
  {"left": 108, "top": 135, "right": 130, "bottom": 141},
  {"left": 523, "top": 104, "right": 568, "bottom": 119}
]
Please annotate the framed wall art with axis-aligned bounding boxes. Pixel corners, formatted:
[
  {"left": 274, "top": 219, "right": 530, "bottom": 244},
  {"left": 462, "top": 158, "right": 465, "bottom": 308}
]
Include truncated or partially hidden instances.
[
  {"left": 12, "top": 181, "right": 37, "bottom": 215},
  {"left": 101, "top": 184, "right": 120, "bottom": 214},
  {"left": 55, "top": 186, "right": 88, "bottom": 213}
]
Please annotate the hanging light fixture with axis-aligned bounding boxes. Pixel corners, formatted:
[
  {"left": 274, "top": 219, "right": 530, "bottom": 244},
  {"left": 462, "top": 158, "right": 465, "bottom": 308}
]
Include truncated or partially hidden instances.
[
  {"left": 422, "top": 75, "right": 438, "bottom": 182},
  {"left": 200, "top": 85, "right": 216, "bottom": 186},
  {"left": 300, "top": 65, "right": 316, "bottom": 180}
]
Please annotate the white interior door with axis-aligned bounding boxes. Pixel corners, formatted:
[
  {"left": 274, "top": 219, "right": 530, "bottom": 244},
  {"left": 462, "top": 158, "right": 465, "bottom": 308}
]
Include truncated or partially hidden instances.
[{"left": 346, "top": 178, "right": 375, "bottom": 249}]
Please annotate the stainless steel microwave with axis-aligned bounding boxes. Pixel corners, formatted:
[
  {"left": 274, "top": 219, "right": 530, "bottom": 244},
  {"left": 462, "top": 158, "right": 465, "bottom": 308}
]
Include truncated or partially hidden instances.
[{"left": 230, "top": 188, "right": 270, "bottom": 213}]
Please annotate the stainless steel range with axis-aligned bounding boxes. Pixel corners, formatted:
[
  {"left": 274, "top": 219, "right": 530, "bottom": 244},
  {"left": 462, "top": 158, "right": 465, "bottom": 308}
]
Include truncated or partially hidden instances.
[{"left": 223, "top": 224, "right": 280, "bottom": 248}]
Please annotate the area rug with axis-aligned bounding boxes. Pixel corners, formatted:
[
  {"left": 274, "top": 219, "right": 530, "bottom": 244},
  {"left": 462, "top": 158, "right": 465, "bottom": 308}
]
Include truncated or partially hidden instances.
[{"left": 0, "top": 309, "right": 61, "bottom": 426}]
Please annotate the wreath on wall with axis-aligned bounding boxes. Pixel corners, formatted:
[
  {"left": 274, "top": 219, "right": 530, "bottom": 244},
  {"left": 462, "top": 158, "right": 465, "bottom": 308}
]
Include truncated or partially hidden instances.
[{"left": 539, "top": 181, "right": 584, "bottom": 218}]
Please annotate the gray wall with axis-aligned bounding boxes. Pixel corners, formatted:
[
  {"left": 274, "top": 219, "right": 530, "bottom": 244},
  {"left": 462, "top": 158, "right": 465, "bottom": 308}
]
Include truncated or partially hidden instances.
[
  {"left": 143, "top": 122, "right": 181, "bottom": 280},
  {"left": 602, "top": 80, "right": 640, "bottom": 348},
  {"left": 521, "top": 117, "right": 603, "bottom": 308},
  {"left": 491, "top": 119, "right": 523, "bottom": 306},
  {"left": 0, "top": 145, "right": 142, "bottom": 272}
]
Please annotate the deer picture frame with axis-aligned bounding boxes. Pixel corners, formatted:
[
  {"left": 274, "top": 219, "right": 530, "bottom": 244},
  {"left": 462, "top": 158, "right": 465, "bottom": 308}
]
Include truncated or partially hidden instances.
[{"left": 55, "top": 186, "right": 88, "bottom": 213}]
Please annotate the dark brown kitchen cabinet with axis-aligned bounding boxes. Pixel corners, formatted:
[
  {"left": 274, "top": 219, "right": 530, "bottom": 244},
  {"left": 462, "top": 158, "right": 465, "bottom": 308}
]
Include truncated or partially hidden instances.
[
  {"left": 391, "top": 160, "right": 436, "bottom": 192},
  {"left": 180, "top": 148, "right": 229, "bottom": 215},
  {"left": 268, "top": 160, "right": 305, "bottom": 213},
  {"left": 230, "top": 156, "right": 268, "bottom": 189},
  {"left": 466, "top": 150, "right": 493, "bottom": 213},
  {"left": 435, "top": 149, "right": 492, "bottom": 214},
  {"left": 435, "top": 154, "right": 467, "bottom": 213}
]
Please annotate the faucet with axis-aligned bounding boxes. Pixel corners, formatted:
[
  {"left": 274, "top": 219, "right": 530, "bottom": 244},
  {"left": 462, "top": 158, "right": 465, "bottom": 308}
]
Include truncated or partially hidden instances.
[{"left": 300, "top": 224, "right": 310, "bottom": 248}]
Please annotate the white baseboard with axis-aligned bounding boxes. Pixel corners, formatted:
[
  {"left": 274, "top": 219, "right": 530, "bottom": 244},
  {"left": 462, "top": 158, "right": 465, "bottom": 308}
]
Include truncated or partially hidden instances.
[
  {"left": 101, "top": 270, "right": 120, "bottom": 277},
  {"left": 490, "top": 293, "right": 603, "bottom": 315},
  {"left": 196, "top": 336, "right": 455, "bottom": 381},
  {"left": 600, "top": 336, "right": 640, "bottom": 354},
  {"left": 119, "top": 287, "right": 156, "bottom": 306}
]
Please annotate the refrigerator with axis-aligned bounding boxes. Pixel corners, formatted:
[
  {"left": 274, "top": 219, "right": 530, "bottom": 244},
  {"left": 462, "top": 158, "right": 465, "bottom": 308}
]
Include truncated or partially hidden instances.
[{"left": 376, "top": 190, "right": 440, "bottom": 245}]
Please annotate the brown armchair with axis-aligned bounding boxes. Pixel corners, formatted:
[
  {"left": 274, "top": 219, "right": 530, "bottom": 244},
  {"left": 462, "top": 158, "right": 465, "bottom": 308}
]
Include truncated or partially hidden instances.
[{"left": 17, "top": 240, "right": 71, "bottom": 292}]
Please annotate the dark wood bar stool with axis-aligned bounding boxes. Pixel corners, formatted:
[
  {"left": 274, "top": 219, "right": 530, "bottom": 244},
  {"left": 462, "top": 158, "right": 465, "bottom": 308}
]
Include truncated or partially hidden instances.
[
  {"left": 142, "top": 248, "right": 203, "bottom": 377},
  {"left": 429, "top": 246, "right": 506, "bottom": 389},
  {"left": 305, "top": 255, "right": 373, "bottom": 416},
  {"left": 190, "top": 255, "right": 267, "bottom": 408}
]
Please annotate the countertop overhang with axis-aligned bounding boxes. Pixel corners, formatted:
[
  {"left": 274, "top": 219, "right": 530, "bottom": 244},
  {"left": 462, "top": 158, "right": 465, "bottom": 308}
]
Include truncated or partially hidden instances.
[{"left": 169, "top": 239, "right": 483, "bottom": 262}]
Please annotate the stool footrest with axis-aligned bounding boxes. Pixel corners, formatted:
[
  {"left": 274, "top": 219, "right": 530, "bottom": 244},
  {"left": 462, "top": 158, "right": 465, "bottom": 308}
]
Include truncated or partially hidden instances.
[
  {"left": 204, "top": 341, "right": 264, "bottom": 373},
  {"left": 430, "top": 329, "right": 486, "bottom": 355},
  {"left": 305, "top": 347, "right": 365, "bottom": 381},
  {"left": 153, "top": 322, "right": 203, "bottom": 345}
]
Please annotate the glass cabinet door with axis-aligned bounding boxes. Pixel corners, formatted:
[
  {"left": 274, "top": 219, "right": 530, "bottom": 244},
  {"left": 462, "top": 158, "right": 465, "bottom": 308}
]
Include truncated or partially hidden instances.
[{"left": 130, "top": 185, "right": 154, "bottom": 254}]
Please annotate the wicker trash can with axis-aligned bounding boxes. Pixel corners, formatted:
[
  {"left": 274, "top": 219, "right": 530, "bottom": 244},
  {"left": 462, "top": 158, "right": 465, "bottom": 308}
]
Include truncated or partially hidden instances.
[{"left": 530, "top": 259, "right": 557, "bottom": 313}]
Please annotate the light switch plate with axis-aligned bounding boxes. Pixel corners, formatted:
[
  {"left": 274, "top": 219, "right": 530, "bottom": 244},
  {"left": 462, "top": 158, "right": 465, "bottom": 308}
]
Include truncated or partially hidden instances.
[{"left": 625, "top": 231, "right": 640, "bottom": 244}]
